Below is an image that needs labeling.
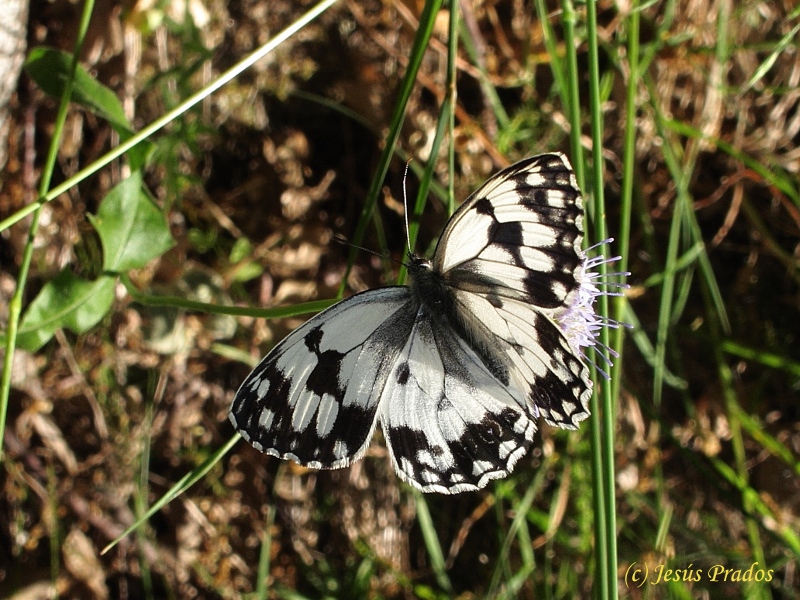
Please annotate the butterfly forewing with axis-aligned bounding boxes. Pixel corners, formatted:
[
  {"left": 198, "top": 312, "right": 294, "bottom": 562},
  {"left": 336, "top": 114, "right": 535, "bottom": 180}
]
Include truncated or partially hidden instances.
[
  {"left": 230, "top": 287, "right": 415, "bottom": 468},
  {"left": 431, "top": 152, "right": 591, "bottom": 428},
  {"left": 434, "top": 153, "right": 583, "bottom": 311}
]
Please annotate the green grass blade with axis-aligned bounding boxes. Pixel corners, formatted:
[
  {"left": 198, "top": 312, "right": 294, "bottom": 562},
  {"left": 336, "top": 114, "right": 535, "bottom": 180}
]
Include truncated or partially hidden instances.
[
  {"left": 102, "top": 434, "right": 240, "bottom": 555},
  {"left": 487, "top": 470, "right": 546, "bottom": 597},
  {"left": 558, "top": 0, "right": 587, "bottom": 186},
  {"left": 412, "top": 490, "right": 453, "bottom": 593},
  {"left": 0, "top": 0, "right": 341, "bottom": 235},
  {"left": 457, "top": 13, "right": 509, "bottom": 130},
  {"left": 255, "top": 506, "right": 276, "bottom": 598},
  {"left": 721, "top": 341, "right": 800, "bottom": 378},
  {"left": 611, "top": 0, "right": 639, "bottom": 396},
  {"left": 337, "top": 0, "right": 445, "bottom": 296},
  {"left": 121, "top": 274, "right": 335, "bottom": 318},
  {"left": 585, "top": 0, "right": 617, "bottom": 596}
]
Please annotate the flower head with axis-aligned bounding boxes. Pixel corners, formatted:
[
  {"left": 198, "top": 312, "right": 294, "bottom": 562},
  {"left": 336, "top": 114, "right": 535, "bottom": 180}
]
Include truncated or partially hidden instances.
[{"left": 557, "top": 239, "right": 630, "bottom": 378}]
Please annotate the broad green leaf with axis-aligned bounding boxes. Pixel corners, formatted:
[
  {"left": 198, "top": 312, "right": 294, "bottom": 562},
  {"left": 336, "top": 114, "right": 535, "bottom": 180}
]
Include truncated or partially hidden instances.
[
  {"left": 88, "top": 171, "right": 175, "bottom": 273},
  {"left": 17, "top": 271, "right": 116, "bottom": 351},
  {"left": 24, "top": 47, "right": 153, "bottom": 169},
  {"left": 25, "top": 46, "right": 129, "bottom": 130}
]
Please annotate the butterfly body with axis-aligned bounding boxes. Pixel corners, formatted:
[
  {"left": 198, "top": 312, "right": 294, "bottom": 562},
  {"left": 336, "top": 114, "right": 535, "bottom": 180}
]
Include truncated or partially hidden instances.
[{"left": 230, "top": 153, "right": 594, "bottom": 493}]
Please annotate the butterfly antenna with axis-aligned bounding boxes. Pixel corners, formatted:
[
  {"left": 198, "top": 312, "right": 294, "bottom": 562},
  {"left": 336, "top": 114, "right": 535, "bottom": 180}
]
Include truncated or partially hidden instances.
[
  {"left": 403, "top": 159, "right": 412, "bottom": 254},
  {"left": 333, "top": 234, "right": 406, "bottom": 267}
]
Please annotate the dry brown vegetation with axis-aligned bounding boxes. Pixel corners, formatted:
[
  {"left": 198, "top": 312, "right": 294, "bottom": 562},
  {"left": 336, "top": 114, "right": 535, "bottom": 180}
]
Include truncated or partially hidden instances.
[{"left": 1, "top": 0, "right": 799, "bottom": 598}]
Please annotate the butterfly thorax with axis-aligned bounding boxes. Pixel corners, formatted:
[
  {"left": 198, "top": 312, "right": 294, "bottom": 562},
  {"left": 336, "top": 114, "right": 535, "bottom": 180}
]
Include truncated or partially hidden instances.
[
  {"left": 406, "top": 254, "right": 456, "bottom": 320},
  {"left": 407, "top": 253, "right": 510, "bottom": 385}
]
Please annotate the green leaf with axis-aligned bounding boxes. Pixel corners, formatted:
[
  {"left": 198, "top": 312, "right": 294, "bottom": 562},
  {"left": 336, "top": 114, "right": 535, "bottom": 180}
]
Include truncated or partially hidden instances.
[
  {"left": 25, "top": 46, "right": 130, "bottom": 130},
  {"left": 229, "top": 237, "right": 253, "bottom": 264},
  {"left": 88, "top": 171, "right": 175, "bottom": 273},
  {"left": 17, "top": 271, "right": 116, "bottom": 351},
  {"left": 232, "top": 261, "right": 263, "bottom": 283},
  {"left": 24, "top": 47, "right": 153, "bottom": 169}
]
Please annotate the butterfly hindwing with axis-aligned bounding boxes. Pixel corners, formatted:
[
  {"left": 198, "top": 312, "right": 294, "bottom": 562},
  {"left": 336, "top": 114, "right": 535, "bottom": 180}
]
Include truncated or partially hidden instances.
[
  {"left": 378, "top": 312, "right": 536, "bottom": 493},
  {"left": 450, "top": 288, "right": 591, "bottom": 430}
]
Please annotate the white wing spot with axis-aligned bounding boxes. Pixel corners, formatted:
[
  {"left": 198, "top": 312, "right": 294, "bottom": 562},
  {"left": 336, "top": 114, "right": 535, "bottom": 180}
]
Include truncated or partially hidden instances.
[
  {"left": 333, "top": 439, "right": 349, "bottom": 459},
  {"left": 498, "top": 439, "right": 517, "bottom": 460},
  {"left": 291, "top": 393, "right": 320, "bottom": 432},
  {"left": 514, "top": 414, "right": 531, "bottom": 434},
  {"left": 258, "top": 408, "right": 275, "bottom": 429},
  {"left": 315, "top": 393, "right": 339, "bottom": 437},
  {"left": 254, "top": 377, "right": 270, "bottom": 397},
  {"left": 421, "top": 470, "right": 440, "bottom": 484},
  {"left": 472, "top": 460, "right": 495, "bottom": 476},
  {"left": 400, "top": 457, "right": 415, "bottom": 477},
  {"left": 416, "top": 449, "right": 437, "bottom": 468}
]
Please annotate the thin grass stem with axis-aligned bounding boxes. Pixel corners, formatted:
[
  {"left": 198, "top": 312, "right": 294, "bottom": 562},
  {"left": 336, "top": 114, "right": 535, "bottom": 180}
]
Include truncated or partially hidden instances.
[{"left": 0, "top": 0, "right": 98, "bottom": 463}]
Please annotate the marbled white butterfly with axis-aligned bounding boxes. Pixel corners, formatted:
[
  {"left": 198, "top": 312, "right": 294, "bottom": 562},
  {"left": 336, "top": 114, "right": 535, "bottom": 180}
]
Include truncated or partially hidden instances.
[{"left": 230, "top": 153, "right": 614, "bottom": 494}]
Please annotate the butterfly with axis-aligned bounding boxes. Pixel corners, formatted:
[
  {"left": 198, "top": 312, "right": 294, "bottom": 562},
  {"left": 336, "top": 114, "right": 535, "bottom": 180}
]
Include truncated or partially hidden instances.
[{"left": 229, "top": 153, "right": 597, "bottom": 494}]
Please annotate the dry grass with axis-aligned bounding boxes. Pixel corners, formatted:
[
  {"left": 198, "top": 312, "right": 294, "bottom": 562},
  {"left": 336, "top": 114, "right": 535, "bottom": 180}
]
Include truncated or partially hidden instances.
[{"left": 1, "top": 0, "right": 798, "bottom": 598}]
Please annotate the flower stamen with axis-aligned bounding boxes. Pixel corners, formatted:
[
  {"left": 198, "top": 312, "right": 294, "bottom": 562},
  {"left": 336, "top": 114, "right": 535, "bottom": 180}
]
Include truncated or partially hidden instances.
[{"left": 558, "top": 238, "right": 631, "bottom": 379}]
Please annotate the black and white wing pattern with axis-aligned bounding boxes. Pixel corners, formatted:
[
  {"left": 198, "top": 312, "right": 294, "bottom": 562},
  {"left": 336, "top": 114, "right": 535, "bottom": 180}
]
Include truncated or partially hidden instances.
[
  {"left": 431, "top": 154, "right": 591, "bottom": 429},
  {"left": 230, "top": 152, "right": 594, "bottom": 494}
]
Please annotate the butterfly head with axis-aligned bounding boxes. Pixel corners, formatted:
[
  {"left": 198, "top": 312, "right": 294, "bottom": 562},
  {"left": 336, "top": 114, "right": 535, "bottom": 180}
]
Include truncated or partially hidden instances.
[{"left": 406, "top": 253, "right": 430, "bottom": 271}]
